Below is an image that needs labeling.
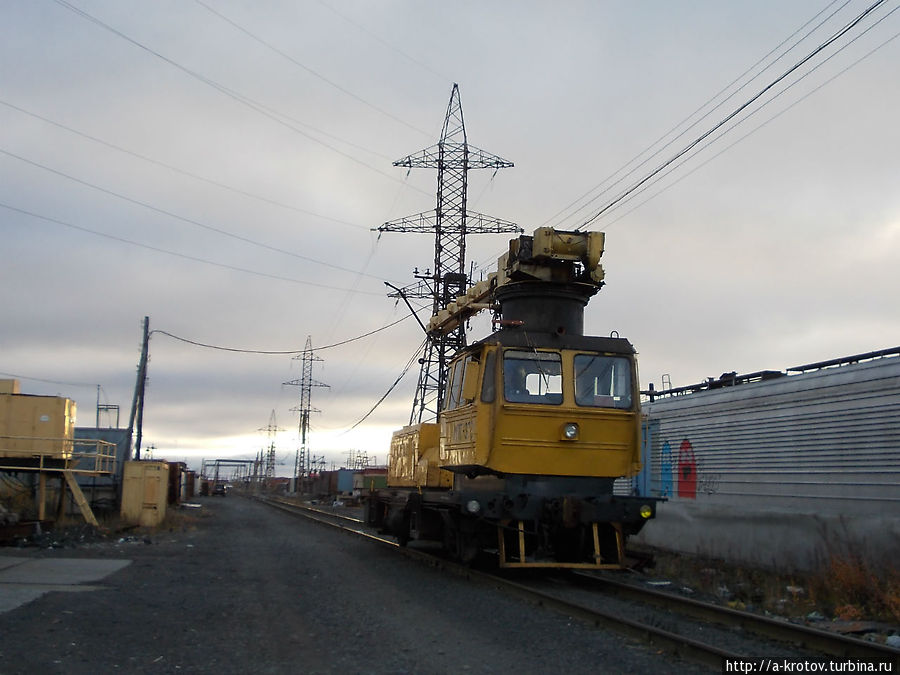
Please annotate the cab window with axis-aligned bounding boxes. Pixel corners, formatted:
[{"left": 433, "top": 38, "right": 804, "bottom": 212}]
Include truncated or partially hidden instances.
[
  {"left": 503, "top": 350, "right": 562, "bottom": 404},
  {"left": 442, "top": 361, "right": 458, "bottom": 411},
  {"left": 574, "top": 354, "right": 633, "bottom": 409},
  {"left": 444, "top": 355, "right": 471, "bottom": 411},
  {"left": 481, "top": 349, "right": 496, "bottom": 403}
]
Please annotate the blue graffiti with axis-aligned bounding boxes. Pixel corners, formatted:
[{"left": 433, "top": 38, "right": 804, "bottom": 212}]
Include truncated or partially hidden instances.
[{"left": 660, "top": 441, "right": 673, "bottom": 497}]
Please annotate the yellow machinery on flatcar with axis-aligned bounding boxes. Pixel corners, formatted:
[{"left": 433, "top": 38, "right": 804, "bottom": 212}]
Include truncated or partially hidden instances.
[{"left": 367, "top": 228, "right": 659, "bottom": 568}]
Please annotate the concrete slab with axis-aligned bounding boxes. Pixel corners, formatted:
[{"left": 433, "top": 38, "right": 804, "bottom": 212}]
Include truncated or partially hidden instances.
[
  {"left": 0, "top": 555, "right": 131, "bottom": 614},
  {"left": 0, "top": 557, "right": 28, "bottom": 572},
  {"left": 0, "top": 585, "right": 102, "bottom": 614},
  {"left": 0, "top": 557, "right": 131, "bottom": 584}
]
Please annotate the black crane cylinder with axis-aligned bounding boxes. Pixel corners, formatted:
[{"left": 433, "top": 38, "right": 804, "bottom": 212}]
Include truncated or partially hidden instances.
[{"left": 495, "top": 282, "right": 598, "bottom": 337}]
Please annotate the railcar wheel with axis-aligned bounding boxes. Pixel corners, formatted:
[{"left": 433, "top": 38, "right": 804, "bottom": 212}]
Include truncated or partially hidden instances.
[
  {"left": 396, "top": 510, "right": 411, "bottom": 547},
  {"left": 442, "top": 516, "right": 480, "bottom": 564},
  {"left": 458, "top": 532, "right": 479, "bottom": 564}
]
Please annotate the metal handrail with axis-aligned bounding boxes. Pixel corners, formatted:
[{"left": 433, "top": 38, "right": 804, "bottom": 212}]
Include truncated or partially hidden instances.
[{"left": 0, "top": 435, "right": 117, "bottom": 475}]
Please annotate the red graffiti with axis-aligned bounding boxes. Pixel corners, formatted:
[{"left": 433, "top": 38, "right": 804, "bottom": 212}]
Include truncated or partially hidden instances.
[{"left": 677, "top": 439, "right": 697, "bottom": 499}]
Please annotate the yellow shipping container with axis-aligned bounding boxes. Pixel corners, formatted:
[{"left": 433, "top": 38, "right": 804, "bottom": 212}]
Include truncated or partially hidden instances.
[
  {"left": 0, "top": 393, "right": 76, "bottom": 459},
  {"left": 120, "top": 461, "right": 169, "bottom": 527},
  {"left": 0, "top": 379, "right": 21, "bottom": 394}
]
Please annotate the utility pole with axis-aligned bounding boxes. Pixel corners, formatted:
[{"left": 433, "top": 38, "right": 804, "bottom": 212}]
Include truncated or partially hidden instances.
[
  {"left": 377, "top": 84, "right": 519, "bottom": 423},
  {"left": 128, "top": 316, "right": 150, "bottom": 460},
  {"left": 283, "top": 337, "right": 328, "bottom": 493}
]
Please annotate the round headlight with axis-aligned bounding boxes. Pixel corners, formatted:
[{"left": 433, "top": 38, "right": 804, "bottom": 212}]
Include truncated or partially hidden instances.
[
  {"left": 563, "top": 422, "right": 578, "bottom": 440},
  {"left": 466, "top": 499, "right": 481, "bottom": 514},
  {"left": 640, "top": 505, "right": 653, "bottom": 519}
]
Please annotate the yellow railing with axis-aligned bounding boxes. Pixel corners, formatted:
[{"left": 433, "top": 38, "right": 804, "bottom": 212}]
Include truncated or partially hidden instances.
[
  {"left": 0, "top": 436, "right": 118, "bottom": 475},
  {"left": 72, "top": 439, "right": 118, "bottom": 474}
]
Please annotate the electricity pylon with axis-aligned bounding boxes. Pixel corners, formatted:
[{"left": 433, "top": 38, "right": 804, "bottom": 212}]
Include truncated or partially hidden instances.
[
  {"left": 258, "top": 410, "right": 284, "bottom": 483},
  {"left": 378, "top": 84, "right": 519, "bottom": 423},
  {"left": 283, "top": 336, "right": 328, "bottom": 491}
]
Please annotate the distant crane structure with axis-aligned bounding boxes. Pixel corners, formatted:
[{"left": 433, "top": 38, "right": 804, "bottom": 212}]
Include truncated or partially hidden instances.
[
  {"left": 283, "top": 337, "right": 328, "bottom": 490},
  {"left": 378, "top": 84, "right": 519, "bottom": 424}
]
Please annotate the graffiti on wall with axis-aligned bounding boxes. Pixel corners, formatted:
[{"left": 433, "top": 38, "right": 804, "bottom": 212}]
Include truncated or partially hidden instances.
[
  {"left": 677, "top": 439, "right": 697, "bottom": 498},
  {"left": 660, "top": 441, "right": 673, "bottom": 496},
  {"left": 659, "top": 438, "right": 719, "bottom": 499}
]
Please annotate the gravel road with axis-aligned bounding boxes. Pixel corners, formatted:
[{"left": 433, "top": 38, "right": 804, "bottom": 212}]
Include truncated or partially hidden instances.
[{"left": 0, "top": 496, "right": 709, "bottom": 674}]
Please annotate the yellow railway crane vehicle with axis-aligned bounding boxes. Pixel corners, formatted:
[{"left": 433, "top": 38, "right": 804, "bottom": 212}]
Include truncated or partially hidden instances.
[{"left": 367, "top": 228, "right": 659, "bottom": 568}]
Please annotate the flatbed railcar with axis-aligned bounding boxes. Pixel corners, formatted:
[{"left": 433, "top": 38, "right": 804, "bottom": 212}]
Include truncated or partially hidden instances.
[{"left": 366, "top": 227, "right": 660, "bottom": 569}]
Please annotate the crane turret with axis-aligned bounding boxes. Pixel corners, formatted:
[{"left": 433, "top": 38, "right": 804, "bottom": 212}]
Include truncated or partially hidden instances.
[{"left": 427, "top": 227, "right": 606, "bottom": 338}]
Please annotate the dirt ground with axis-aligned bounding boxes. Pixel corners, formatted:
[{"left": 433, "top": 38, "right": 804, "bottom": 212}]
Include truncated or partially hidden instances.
[{"left": 0, "top": 495, "right": 709, "bottom": 675}]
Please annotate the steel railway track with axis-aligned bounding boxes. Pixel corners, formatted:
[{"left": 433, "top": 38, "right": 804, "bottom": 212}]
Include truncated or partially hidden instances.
[
  {"left": 569, "top": 571, "right": 898, "bottom": 663},
  {"left": 257, "top": 495, "right": 898, "bottom": 670}
]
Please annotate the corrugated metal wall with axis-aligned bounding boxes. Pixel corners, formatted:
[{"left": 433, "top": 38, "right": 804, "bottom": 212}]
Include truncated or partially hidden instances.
[
  {"left": 616, "top": 351, "right": 900, "bottom": 568},
  {"left": 621, "top": 355, "right": 900, "bottom": 513}
]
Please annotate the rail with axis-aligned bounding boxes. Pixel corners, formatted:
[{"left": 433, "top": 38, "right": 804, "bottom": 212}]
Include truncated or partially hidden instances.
[
  {"left": 571, "top": 572, "right": 899, "bottom": 664},
  {"left": 255, "top": 495, "right": 898, "bottom": 669}
]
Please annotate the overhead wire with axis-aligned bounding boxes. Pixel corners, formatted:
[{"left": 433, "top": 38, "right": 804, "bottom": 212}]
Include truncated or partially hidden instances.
[
  {"left": 317, "top": 0, "right": 453, "bottom": 85},
  {"left": 49, "top": 0, "right": 430, "bottom": 195},
  {"left": 0, "top": 97, "right": 369, "bottom": 232},
  {"left": 342, "top": 338, "right": 428, "bottom": 433},
  {"left": 474, "top": 0, "right": 858, "bottom": 272},
  {"left": 591, "top": 2, "right": 900, "bottom": 227},
  {"left": 473, "top": 0, "right": 892, "bottom": 272},
  {"left": 193, "top": 0, "right": 432, "bottom": 138},
  {"left": 19, "top": 2, "right": 893, "bottom": 445},
  {"left": 542, "top": 0, "right": 852, "bottom": 231},
  {"left": 0, "top": 201, "right": 385, "bottom": 295},
  {"left": 8, "top": 3, "right": 448, "bottom": 444},
  {"left": 0, "top": 145, "right": 397, "bottom": 283},
  {"left": 0, "top": 370, "right": 98, "bottom": 388},
  {"left": 576, "top": 0, "right": 891, "bottom": 231},
  {"left": 150, "top": 310, "right": 424, "bottom": 355},
  {"left": 602, "top": 18, "right": 900, "bottom": 229}
]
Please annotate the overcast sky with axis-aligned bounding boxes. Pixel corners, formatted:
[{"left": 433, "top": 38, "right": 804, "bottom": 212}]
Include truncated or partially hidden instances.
[{"left": 2, "top": 1, "right": 898, "bottom": 473}]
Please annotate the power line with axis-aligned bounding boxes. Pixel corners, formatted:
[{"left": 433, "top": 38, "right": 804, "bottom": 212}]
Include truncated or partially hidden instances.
[
  {"left": 596, "top": 3, "right": 900, "bottom": 227},
  {"left": 0, "top": 201, "right": 385, "bottom": 295},
  {"left": 343, "top": 338, "right": 427, "bottom": 432},
  {"left": 474, "top": 0, "right": 866, "bottom": 273},
  {"left": 0, "top": 97, "right": 369, "bottom": 232},
  {"left": 0, "top": 371, "right": 98, "bottom": 388},
  {"left": 602, "top": 21, "right": 900, "bottom": 228},
  {"left": 194, "top": 0, "right": 431, "bottom": 138},
  {"left": 150, "top": 312, "right": 422, "bottom": 355},
  {"left": 316, "top": 0, "right": 454, "bottom": 85},
  {"left": 0, "top": 145, "right": 394, "bottom": 283},
  {"left": 50, "top": 0, "right": 430, "bottom": 195},
  {"left": 577, "top": 0, "right": 890, "bottom": 231},
  {"left": 544, "top": 0, "right": 853, "bottom": 232}
]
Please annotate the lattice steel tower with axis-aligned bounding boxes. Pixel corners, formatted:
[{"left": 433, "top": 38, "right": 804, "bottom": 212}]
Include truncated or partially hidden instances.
[
  {"left": 259, "top": 410, "right": 283, "bottom": 481},
  {"left": 378, "top": 84, "right": 519, "bottom": 423},
  {"left": 283, "top": 336, "right": 328, "bottom": 489}
]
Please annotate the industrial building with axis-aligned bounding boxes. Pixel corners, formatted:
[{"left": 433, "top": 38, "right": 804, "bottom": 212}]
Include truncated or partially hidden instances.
[{"left": 0, "top": 378, "right": 195, "bottom": 533}]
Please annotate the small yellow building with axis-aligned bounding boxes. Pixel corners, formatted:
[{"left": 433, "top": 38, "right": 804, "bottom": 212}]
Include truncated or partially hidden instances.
[{"left": 120, "top": 461, "right": 169, "bottom": 527}]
